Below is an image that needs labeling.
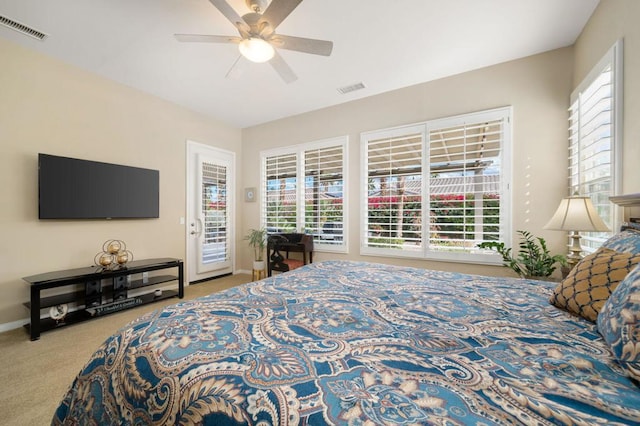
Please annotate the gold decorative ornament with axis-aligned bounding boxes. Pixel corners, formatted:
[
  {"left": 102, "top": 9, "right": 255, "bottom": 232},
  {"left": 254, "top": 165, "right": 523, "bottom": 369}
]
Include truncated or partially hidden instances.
[
  {"left": 94, "top": 252, "right": 114, "bottom": 267},
  {"left": 116, "top": 250, "right": 134, "bottom": 265},
  {"left": 103, "top": 239, "right": 124, "bottom": 255},
  {"left": 95, "top": 240, "right": 133, "bottom": 269}
]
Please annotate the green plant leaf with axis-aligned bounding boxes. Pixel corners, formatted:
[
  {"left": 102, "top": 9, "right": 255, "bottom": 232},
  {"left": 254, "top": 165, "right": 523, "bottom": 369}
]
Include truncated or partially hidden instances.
[
  {"left": 477, "top": 230, "right": 566, "bottom": 277},
  {"left": 244, "top": 228, "right": 267, "bottom": 261}
]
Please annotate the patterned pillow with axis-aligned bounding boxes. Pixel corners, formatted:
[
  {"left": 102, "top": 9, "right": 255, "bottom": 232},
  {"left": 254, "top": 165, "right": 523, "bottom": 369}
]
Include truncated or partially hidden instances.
[
  {"left": 597, "top": 264, "right": 640, "bottom": 382},
  {"left": 601, "top": 228, "right": 640, "bottom": 255},
  {"left": 549, "top": 248, "right": 640, "bottom": 322},
  {"left": 622, "top": 222, "right": 640, "bottom": 232}
]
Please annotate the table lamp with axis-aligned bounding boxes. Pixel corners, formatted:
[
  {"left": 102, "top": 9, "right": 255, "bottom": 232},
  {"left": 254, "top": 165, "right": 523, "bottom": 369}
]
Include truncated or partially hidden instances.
[{"left": 544, "top": 196, "right": 610, "bottom": 268}]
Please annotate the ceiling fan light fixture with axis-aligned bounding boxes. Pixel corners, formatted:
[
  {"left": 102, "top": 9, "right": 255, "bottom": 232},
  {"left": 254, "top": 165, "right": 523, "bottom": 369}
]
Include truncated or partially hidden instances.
[{"left": 239, "top": 37, "right": 274, "bottom": 63}]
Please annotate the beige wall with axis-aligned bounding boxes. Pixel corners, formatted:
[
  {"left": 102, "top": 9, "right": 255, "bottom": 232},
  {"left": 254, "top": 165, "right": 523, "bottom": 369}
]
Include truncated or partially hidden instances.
[
  {"left": 0, "top": 38, "right": 241, "bottom": 327},
  {"left": 574, "top": 0, "right": 640, "bottom": 197},
  {"left": 3, "top": 0, "right": 635, "bottom": 330},
  {"left": 241, "top": 47, "right": 575, "bottom": 275}
]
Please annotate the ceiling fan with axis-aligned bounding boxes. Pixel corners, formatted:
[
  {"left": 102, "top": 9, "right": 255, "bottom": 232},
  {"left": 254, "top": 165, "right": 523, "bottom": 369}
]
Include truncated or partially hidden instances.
[{"left": 175, "top": 0, "right": 333, "bottom": 83}]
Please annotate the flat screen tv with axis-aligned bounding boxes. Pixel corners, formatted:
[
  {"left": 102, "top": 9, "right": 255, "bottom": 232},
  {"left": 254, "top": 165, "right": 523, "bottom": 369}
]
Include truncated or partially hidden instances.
[{"left": 38, "top": 153, "right": 159, "bottom": 219}]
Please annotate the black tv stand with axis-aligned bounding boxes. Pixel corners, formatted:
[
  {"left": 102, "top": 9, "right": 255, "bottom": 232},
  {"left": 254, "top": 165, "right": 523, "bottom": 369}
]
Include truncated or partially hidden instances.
[{"left": 23, "top": 258, "right": 183, "bottom": 340}]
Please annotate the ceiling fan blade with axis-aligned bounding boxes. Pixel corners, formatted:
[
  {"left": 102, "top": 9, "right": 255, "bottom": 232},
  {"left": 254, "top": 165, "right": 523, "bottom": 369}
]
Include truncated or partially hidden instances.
[
  {"left": 225, "top": 55, "right": 247, "bottom": 80},
  {"left": 259, "top": 0, "right": 302, "bottom": 31},
  {"left": 270, "top": 50, "right": 297, "bottom": 84},
  {"left": 208, "top": 0, "right": 250, "bottom": 34},
  {"left": 174, "top": 34, "right": 242, "bottom": 44},
  {"left": 270, "top": 34, "right": 333, "bottom": 56}
]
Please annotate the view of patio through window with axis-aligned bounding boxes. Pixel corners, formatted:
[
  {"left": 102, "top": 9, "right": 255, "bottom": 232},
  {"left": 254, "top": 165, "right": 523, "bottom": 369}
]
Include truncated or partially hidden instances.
[
  {"left": 262, "top": 137, "right": 347, "bottom": 249},
  {"left": 362, "top": 107, "right": 510, "bottom": 262},
  {"left": 428, "top": 118, "right": 503, "bottom": 252}
]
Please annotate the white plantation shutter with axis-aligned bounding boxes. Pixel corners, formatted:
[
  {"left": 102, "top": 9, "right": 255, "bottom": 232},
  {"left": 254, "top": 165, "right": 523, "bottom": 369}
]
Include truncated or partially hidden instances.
[
  {"left": 304, "top": 145, "right": 344, "bottom": 244},
  {"left": 361, "top": 107, "right": 511, "bottom": 262},
  {"left": 201, "top": 162, "right": 229, "bottom": 263},
  {"left": 568, "top": 40, "right": 622, "bottom": 250},
  {"left": 363, "top": 126, "right": 424, "bottom": 252},
  {"left": 263, "top": 153, "right": 298, "bottom": 233},
  {"left": 569, "top": 66, "right": 613, "bottom": 200},
  {"left": 262, "top": 137, "right": 347, "bottom": 249},
  {"left": 428, "top": 114, "right": 505, "bottom": 255}
]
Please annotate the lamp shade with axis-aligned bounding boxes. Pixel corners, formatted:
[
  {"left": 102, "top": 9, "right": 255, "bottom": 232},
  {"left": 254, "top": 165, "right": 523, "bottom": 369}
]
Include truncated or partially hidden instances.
[
  {"left": 238, "top": 38, "right": 274, "bottom": 63},
  {"left": 544, "top": 196, "right": 610, "bottom": 232}
]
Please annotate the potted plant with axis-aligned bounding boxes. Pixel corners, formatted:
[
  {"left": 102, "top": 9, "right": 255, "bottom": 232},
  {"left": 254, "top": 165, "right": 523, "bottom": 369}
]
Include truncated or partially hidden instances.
[
  {"left": 245, "top": 228, "right": 267, "bottom": 270},
  {"left": 477, "top": 230, "right": 567, "bottom": 279}
]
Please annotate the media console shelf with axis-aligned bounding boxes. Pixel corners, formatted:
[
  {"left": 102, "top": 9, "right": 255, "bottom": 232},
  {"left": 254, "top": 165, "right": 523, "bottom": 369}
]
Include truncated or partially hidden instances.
[{"left": 23, "top": 258, "right": 183, "bottom": 340}]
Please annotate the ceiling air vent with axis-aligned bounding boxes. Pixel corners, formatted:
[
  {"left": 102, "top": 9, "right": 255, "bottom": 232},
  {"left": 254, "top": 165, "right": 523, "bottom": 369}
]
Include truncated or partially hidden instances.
[
  {"left": 337, "top": 82, "right": 366, "bottom": 95},
  {"left": 0, "top": 15, "right": 48, "bottom": 41}
]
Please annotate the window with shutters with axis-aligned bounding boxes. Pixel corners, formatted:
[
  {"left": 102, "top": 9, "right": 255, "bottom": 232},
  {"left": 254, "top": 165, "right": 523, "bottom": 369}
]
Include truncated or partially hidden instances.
[
  {"left": 304, "top": 145, "right": 345, "bottom": 246},
  {"left": 361, "top": 107, "right": 511, "bottom": 263},
  {"left": 262, "top": 136, "right": 347, "bottom": 252},
  {"left": 362, "top": 124, "right": 425, "bottom": 254},
  {"left": 568, "top": 40, "right": 622, "bottom": 252},
  {"left": 263, "top": 152, "right": 298, "bottom": 234}
]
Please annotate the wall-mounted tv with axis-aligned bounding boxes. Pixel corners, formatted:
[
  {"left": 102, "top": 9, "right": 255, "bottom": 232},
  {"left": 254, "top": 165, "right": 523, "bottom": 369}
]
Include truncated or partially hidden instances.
[{"left": 38, "top": 153, "right": 159, "bottom": 219}]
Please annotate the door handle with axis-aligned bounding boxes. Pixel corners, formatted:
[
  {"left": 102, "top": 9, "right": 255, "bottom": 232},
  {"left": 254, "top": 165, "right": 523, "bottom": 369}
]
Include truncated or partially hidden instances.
[{"left": 190, "top": 218, "right": 203, "bottom": 236}]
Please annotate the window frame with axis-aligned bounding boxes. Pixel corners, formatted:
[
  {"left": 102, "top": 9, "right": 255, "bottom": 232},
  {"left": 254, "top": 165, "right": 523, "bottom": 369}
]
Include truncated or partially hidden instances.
[
  {"left": 261, "top": 149, "right": 299, "bottom": 236},
  {"left": 260, "top": 136, "right": 349, "bottom": 254},
  {"left": 359, "top": 123, "right": 426, "bottom": 258},
  {"left": 360, "top": 107, "right": 512, "bottom": 264},
  {"left": 569, "top": 39, "right": 623, "bottom": 249}
]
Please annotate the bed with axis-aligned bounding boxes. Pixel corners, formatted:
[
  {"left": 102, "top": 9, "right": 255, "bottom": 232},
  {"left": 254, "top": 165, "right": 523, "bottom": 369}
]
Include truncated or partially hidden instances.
[{"left": 53, "top": 234, "right": 640, "bottom": 425}]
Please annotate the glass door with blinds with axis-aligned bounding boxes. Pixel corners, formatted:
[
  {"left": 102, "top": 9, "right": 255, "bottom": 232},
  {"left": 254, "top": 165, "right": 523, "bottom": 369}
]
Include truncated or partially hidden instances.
[{"left": 187, "top": 142, "right": 235, "bottom": 282}]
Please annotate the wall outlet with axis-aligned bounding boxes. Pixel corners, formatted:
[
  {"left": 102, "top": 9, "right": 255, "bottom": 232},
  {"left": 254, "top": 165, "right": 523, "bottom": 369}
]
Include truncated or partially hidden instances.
[{"left": 142, "top": 272, "right": 149, "bottom": 284}]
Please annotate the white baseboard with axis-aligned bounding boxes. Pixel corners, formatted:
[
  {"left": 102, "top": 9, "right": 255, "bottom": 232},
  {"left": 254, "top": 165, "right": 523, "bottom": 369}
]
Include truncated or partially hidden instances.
[{"left": 0, "top": 318, "right": 29, "bottom": 333}]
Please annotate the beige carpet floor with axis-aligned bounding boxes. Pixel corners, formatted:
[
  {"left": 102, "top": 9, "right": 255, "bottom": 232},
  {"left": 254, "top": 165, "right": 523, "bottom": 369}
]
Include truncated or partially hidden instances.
[{"left": 0, "top": 273, "right": 251, "bottom": 425}]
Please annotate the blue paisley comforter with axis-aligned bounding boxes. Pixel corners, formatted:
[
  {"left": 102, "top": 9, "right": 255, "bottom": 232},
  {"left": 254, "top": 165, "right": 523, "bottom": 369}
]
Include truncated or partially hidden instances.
[{"left": 53, "top": 260, "right": 640, "bottom": 425}]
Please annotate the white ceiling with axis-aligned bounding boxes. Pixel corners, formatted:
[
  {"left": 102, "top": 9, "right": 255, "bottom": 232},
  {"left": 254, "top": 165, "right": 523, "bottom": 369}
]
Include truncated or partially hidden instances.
[{"left": 0, "top": 0, "right": 599, "bottom": 128}]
